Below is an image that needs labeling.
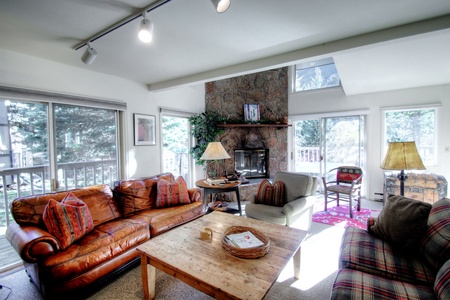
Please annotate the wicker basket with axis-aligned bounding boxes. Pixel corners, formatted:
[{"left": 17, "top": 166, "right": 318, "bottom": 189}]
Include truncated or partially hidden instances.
[
  {"left": 208, "top": 201, "right": 229, "bottom": 212},
  {"left": 222, "top": 226, "right": 270, "bottom": 259}
]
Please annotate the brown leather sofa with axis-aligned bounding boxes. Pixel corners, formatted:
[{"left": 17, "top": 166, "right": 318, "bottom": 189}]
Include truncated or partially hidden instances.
[{"left": 6, "top": 173, "right": 205, "bottom": 299}]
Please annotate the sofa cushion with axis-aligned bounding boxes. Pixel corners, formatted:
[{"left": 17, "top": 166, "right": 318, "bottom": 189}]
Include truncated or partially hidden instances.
[
  {"left": 255, "top": 179, "right": 286, "bottom": 207},
  {"left": 340, "top": 227, "right": 435, "bottom": 285},
  {"left": 39, "top": 218, "right": 149, "bottom": 283},
  {"left": 10, "top": 184, "right": 121, "bottom": 227},
  {"left": 129, "top": 200, "right": 205, "bottom": 237},
  {"left": 114, "top": 179, "right": 155, "bottom": 216},
  {"left": 155, "top": 176, "right": 191, "bottom": 208},
  {"left": 43, "top": 193, "right": 94, "bottom": 250},
  {"left": 114, "top": 173, "right": 176, "bottom": 217},
  {"left": 435, "top": 260, "right": 450, "bottom": 300},
  {"left": 331, "top": 269, "right": 436, "bottom": 300},
  {"left": 369, "top": 195, "right": 432, "bottom": 250},
  {"left": 421, "top": 198, "right": 450, "bottom": 272}
]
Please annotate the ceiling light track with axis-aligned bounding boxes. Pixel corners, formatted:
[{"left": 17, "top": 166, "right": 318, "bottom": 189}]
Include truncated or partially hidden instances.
[
  {"left": 75, "top": 0, "right": 231, "bottom": 65},
  {"left": 74, "top": 0, "right": 172, "bottom": 51}
]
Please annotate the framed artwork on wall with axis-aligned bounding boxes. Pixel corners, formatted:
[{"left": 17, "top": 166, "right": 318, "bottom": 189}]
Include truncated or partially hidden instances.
[
  {"left": 134, "top": 113, "right": 156, "bottom": 146},
  {"left": 244, "top": 104, "right": 260, "bottom": 122}
]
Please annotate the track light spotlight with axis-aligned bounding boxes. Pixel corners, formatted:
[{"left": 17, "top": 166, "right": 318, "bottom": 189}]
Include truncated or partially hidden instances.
[
  {"left": 81, "top": 42, "right": 97, "bottom": 65},
  {"left": 138, "top": 15, "right": 154, "bottom": 43},
  {"left": 210, "top": 0, "right": 231, "bottom": 13}
]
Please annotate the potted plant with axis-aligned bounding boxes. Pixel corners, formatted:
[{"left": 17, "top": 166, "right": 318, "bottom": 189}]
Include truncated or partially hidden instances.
[{"left": 189, "top": 112, "right": 224, "bottom": 166}]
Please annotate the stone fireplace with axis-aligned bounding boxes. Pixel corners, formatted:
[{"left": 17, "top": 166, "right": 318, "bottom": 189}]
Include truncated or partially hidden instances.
[{"left": 205, "top": 67, "right": 289, "bottom": 179}]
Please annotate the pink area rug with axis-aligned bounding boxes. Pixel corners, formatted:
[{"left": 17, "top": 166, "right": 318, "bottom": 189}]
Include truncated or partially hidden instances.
[{"left": 312, "top": 205, "right": 380, "bottom": 230}]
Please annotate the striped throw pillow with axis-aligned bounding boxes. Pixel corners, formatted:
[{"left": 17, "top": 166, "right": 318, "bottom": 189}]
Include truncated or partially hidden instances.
[
  {"left": 255, "top": 179, "right": 286, "bottom": 207},
  {"left": 155, "top": 176, "right": 191, "bottom": 208},
  {"left": 43, "top": 192, "right": 94, "bottom": 250}
]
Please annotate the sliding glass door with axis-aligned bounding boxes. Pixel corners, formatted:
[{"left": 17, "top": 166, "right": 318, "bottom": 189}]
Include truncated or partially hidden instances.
[
  {"left": 323, "top": 115, "right": 365, "bottom": 172},
  {"left": 292, "top": 114, "right": 365, "bottom": 190}
]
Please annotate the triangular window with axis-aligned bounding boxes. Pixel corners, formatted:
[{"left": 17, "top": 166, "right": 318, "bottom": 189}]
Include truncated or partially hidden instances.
[{"left": 294, "top": 58, "right": 340, "bottom": 92}]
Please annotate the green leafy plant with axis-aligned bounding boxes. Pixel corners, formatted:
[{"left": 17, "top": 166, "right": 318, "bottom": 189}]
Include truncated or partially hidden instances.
[{"left": 189, "top": 112, "right": 224, "bottom": 166}]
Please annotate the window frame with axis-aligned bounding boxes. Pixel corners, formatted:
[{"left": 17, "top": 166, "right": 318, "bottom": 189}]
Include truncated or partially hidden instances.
[
  {"left": 159, "top": 108, "right": 195, "bottom": 187},
  {"left": 381, "top": 104, "right": 440, "bottom": 167},
  {"left": 292, "top": 58, "right": 341, "bottom": 93}
]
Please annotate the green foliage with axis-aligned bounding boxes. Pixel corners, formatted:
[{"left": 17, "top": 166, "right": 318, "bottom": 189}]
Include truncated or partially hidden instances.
[
  {"left": 295, "top": 119, "right": 320, "bottom": 147},
  {"left": 189, "top": 112, "right": 224, "bottom": 166},
  {"left": 6, "top": 101, "right": 117, "bottom": 166},
  {"left": 54, "top": 104, "right": 116, "bottom": 163},
  {"left": 385, "top": 110, "right": 434, "bottom": 146},
  {"left": 162, "top": 116, "right": 188, "bottom": 153}
]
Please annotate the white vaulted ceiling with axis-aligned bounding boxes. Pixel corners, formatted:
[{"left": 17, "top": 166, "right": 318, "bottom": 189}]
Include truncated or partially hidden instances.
[{"left": 1, "top": 0, "right": 450, "bottom": 94}]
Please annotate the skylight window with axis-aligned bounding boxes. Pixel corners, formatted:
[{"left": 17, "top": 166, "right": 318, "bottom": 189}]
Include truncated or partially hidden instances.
[{"left": 294, "top": 58, "right": 340, "bottom": 92}]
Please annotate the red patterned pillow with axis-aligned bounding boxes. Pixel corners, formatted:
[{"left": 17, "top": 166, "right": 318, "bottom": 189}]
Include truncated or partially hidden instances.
[
  {"left": 255, "top": 179, "right": 286, "bottom": 207},
  {"left": 43, "top": 192, "right": 94, "bottom": 250},
  {"left": 155, "top": 176, "right": 191, "bottom": 208}
]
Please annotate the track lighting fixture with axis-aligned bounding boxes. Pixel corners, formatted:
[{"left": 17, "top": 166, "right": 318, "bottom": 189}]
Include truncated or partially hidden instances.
[
  {"left": 138, "top": 13, "right": 154, "bottom": 43},
  {"left": 210, "top": 0, "right": 231, "bottom": 13},
  {"left": 74, "top": 0, "right": 232, "bottom": 60},
  {"left": 81, "top": 42, "right": 97, "bottom": 65}
]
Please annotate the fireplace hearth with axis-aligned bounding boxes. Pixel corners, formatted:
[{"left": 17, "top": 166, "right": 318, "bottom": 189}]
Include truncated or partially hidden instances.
[{"left": 234, "top": 149, "right": 268, "bottom": 178}]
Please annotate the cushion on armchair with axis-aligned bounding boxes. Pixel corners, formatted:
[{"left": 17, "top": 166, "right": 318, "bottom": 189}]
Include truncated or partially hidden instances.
[
  {"left": 255, "top": 179, "right": 286, "bottom": 207},
  {"left": 273, "top": 172, "right": 315, "bottom": 202},
  {"left": 368, "top": 195, "right": 431, "bottom": 250},
  {"left": 43, "top": 193, "right": 94, "bottom": 250}
]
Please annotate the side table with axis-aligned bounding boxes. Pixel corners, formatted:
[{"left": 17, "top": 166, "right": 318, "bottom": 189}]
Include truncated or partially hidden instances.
[{"left": 195, "top": 180, "right": 242, "bottom": 215}]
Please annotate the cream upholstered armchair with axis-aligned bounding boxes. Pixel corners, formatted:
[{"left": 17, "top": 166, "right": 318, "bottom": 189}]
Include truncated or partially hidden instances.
[{"left": 245, "top": 172, "right": 318, "bottom": 232}]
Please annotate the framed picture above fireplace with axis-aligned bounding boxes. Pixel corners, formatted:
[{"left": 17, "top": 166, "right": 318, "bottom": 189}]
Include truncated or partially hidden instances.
[{"left": 244, "top": 104, "right": 260, "bottom": 122}]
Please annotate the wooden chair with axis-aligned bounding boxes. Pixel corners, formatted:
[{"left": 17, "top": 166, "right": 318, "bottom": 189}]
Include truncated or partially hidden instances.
[{"left": 322, "top": 166, "right": 363, "bottom": 218}]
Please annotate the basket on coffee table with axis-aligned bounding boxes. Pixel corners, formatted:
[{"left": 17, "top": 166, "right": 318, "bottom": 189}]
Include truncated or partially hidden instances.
[{"left": 222, "top": 226, "right": 270, "bottom": 259}]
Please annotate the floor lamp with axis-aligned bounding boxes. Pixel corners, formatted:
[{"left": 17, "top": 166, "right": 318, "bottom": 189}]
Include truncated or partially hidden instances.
[
  {"left": 380, "top": 141, "right": 426, "bottom": 196},
  {"left": 200, "top": 142, "right": 231, "bottom": 184}
]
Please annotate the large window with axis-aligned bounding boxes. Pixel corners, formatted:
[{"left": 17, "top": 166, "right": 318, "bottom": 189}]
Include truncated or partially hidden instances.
[
  {"left": 160, "top": 109, "right": 194, "bottom": 187},
  {"left": 294, "top": 58, "right": 340, "bottom": 92},
  {"left": 383, "top": 106, "right": 437, "bottom": 166}
]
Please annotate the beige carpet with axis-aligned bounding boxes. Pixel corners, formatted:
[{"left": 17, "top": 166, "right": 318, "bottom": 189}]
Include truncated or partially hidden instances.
[{"left": 0, "top": 199, "right": 383, "bottom": 300}]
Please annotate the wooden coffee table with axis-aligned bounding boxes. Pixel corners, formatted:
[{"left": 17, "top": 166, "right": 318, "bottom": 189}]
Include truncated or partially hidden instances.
[{"left": 137, "top": 211, "right": 307, "bottom": 300}]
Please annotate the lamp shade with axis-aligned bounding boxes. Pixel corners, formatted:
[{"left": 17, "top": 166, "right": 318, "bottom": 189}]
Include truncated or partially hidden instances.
[
  {"left": 380, "top": 141, "right": 426, "bottom": 170},
  {"left": 200, "top": 142, "right": 231, "bottom": 160}
]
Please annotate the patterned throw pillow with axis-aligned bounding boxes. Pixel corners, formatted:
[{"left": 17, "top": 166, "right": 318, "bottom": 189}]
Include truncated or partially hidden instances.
[
  {"left": 155, "top": 176, "right": 191, "bottom": 208},
  {"left": 43, "top": 192, "right": 94, "bottom": 250},
  {"left": 255, "top": 179, "right": 286, "bottom": 207}
]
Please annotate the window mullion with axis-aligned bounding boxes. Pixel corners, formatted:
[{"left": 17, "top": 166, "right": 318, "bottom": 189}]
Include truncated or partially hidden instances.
[{"left": 48, "top": 102, "right": 58, "bottom": 191}]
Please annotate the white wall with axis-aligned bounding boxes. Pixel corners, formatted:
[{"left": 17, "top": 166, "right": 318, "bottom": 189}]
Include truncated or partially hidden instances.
[
  {"left": 289, "top": 83, "right": 450, "bottom": 199},
  {"left": 0, "top": 49, "right": 205, "bottom": 179}
]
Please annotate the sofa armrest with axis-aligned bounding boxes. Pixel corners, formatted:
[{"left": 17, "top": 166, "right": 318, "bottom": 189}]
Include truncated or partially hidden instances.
[
  {"left": 188, "top": 187, "right": 202, "bottom": 202},
  {"left": 282, "top": 196, "right": 315, "bottom": 217},
  {"left": 6, "top": 223, "right": 59, "bottom": 263}
]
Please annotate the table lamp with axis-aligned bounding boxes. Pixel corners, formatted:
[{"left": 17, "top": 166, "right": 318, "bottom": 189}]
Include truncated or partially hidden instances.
[
  {"left": 380, "top": 141, "right": 425, "bottom": 196},
  {"left": 200, "top": 142, "right": 231, "bottom": 184}
]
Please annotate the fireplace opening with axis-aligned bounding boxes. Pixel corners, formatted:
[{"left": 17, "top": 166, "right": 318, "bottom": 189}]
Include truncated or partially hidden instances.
[{"left": 234, "top": 149, "right": 268, "bottom": 178}]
